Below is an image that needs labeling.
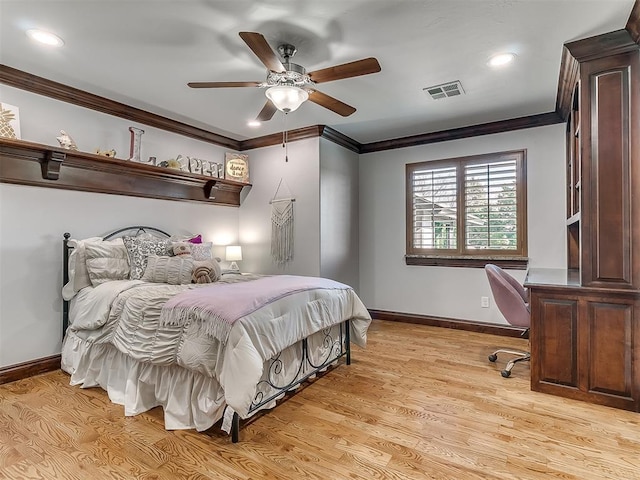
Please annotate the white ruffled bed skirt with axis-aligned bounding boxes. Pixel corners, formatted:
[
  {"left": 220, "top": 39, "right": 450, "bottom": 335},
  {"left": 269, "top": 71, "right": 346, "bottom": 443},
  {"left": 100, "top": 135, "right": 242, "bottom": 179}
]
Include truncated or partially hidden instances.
[
  {"left": 61, "top": 323, "right": 347, "bottom": 432},
  {"left": 61, "top": 331, "right": 226, "bottom": 431}
]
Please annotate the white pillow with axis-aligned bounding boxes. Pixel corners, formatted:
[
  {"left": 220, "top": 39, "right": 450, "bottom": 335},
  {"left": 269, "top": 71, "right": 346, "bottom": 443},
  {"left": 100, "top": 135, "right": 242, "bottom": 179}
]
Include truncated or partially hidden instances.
[
  {"left": 191, "top": 242, "right": 213, "bottom": 261},
  {"left": 62, "top": 236, "right": 101, "bottom": 300},
  {"left": 142, "top": 255, "right": 193, "bottom": 285},
  {"left": 84, "top": 241, "right": 130, "bottom": 286},
  {"left": 62, "top": 237, "right": 127, "bottom": 300}
]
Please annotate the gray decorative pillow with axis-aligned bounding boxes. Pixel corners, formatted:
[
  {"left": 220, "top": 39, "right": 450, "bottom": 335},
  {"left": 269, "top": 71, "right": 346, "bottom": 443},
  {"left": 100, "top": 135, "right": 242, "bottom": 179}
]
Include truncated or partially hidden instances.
[
  {"left": 191, "top": 242, "right": 213, "bottom": 261},
  {"left": 123, "top": 235, "right": 171, "bottom": 279},
  {"left": 84, "top": 241, "right": 130, "bottom": 286},
  {"left": 142, "top": 255, "right": 194, "bottom": 285}
]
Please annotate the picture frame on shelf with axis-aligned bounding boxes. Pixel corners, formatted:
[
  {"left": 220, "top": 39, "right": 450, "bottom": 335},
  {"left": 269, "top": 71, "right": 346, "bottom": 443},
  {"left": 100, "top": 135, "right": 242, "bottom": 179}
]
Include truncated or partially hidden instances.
[
  {"left": 224, "top": 152, "right": 249, "bottom": 183},
  {"left": 0, "top": 102, "right": 21, "bottom": 139}
]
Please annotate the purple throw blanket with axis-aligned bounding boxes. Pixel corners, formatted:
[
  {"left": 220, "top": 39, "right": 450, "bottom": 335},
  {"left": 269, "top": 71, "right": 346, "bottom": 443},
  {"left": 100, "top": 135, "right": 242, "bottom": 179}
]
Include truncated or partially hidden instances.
[{"left": 159, "top": 275, "right": 351, "bottom": 343}]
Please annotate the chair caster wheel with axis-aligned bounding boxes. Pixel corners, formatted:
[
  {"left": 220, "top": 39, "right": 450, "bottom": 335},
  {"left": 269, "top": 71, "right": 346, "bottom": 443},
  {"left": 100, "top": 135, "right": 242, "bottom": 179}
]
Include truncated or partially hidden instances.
[
  {"left": 501, "top": 370, "right": 511, "bottom": 378},
  {"left": 488, "top": 354, "right": 497, "bottom": 362}
]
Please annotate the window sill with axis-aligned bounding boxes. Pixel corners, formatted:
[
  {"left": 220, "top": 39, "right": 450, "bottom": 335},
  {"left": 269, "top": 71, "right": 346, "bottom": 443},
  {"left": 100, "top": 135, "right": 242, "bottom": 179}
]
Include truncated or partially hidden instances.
[{"left": 405, "top": 255, "right": 529, "bottom": 269}]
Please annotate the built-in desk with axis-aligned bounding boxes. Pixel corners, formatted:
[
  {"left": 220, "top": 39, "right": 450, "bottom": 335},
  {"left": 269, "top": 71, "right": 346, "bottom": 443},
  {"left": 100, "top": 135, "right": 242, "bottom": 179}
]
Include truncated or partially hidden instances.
[
  {"left": 525, "top": 268, "right": 640, "bottom": 412},
  {"left": 525, "top": 268, "right": 580, "bottom": 289}
]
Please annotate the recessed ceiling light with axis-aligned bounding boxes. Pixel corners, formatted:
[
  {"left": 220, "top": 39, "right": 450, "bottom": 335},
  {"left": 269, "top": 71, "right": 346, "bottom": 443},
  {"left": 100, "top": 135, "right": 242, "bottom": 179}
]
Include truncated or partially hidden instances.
[
  {"left": 26, "top": 29, "right": 64, "bottom": 47},
  {"left": 247, "top": 120, "right": 261, "bottom": 127},
  {"left": 488, "top": 52, "right": 516, "bottom": 68}
]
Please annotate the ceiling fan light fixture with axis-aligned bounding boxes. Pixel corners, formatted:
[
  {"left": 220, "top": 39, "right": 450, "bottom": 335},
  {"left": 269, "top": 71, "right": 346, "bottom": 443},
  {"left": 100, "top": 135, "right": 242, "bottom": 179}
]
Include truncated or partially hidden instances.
[{"left": 265, "top": 85, "right": 309, "bottom": 113}]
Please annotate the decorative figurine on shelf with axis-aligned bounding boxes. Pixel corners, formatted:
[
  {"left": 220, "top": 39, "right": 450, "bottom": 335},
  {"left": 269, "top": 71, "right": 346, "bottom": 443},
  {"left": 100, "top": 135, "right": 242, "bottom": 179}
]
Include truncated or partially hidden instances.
[
  {"left": 127, "top": 126, "right": 144, "bottom": 162},
  {"left": 56, "top": 130, "right": 78, "bottom": 150},
  {"left": 166, "top": 159, "right": 181, "bottom": 170},
  {"left": 95, "top": 148, "right": 116, "bottom": 157}
]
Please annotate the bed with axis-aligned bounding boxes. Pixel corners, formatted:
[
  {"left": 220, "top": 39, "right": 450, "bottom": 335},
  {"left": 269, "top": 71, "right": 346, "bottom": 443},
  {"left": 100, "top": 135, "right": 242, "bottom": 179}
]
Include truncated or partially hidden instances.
[{"left": 60, "top": 226, "right": 371, "bottom": 442}]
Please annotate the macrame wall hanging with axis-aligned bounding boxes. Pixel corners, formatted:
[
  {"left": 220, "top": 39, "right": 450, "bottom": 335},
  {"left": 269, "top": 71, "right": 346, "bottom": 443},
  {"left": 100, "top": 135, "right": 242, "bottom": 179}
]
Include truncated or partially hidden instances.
[{"left": 270, "top": 178, "right": 295, "bottom": 265}]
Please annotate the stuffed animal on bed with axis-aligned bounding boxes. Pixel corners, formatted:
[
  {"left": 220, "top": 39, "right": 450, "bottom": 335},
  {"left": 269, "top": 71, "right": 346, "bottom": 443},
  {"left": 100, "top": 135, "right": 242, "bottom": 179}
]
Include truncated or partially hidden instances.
[
  {"left": 172, "top": 242, "right": 192, "bottom": 256},
  {"left": 191, "top": 259, "right": 221, "bottom": 283}
]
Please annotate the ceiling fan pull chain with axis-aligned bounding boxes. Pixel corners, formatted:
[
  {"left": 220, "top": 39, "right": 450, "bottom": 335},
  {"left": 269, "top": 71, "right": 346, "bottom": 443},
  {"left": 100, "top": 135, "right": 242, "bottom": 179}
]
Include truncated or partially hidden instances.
[{"left": 282, "top": 113, "right": 289, "bottom": 162}]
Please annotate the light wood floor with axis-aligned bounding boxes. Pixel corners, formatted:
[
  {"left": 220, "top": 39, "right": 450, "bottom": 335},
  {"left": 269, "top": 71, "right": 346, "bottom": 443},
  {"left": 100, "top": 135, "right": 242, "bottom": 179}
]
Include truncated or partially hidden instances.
[{"left": 1, "top": 320, "right": 639, "bottom": 480}]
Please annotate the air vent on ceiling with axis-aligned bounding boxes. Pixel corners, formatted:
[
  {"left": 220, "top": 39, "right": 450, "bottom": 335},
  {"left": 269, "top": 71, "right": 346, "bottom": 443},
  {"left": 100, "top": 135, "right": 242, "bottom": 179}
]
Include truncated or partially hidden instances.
[{"left": 423, "top": 80, "right": 465, "bottom": 100}]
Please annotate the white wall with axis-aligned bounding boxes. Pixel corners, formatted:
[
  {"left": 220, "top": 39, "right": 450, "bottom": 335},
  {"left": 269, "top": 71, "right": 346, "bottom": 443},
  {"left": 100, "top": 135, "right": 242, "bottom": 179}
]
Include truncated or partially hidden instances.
[
  {"left": 0, "top": 184, "right": 239, "bottom": 367},
  {"left": 239, "top": 138, "right": 321, "bottom": 276},
  {"left": 319, "top": 138, "right": 360, "bottom": 290},
  {"left": 358, "top": 124, "right": 566, "bottom": 324},
  {"left": 0, "top": 86, "right": 241, "bottom": 368},
  {"left": 1, "top": 85, "right": 234, "bottom": 167}
]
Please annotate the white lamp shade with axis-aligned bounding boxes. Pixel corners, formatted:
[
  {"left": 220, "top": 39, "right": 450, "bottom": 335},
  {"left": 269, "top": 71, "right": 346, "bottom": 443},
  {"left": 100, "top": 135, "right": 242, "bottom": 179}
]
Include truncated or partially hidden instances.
[
  {"left": 225, "top": 245, "right": 242, "bottom": 261},
  {"left": 265, "top": 86, "right": 309, "bottom": 113}
]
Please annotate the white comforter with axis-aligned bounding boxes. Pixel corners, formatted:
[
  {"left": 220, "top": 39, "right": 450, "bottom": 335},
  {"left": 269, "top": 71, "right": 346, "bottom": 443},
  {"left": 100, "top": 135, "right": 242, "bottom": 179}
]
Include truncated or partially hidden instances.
[{"left": 64, "top": 275, "right": 371, "bottom": 418}]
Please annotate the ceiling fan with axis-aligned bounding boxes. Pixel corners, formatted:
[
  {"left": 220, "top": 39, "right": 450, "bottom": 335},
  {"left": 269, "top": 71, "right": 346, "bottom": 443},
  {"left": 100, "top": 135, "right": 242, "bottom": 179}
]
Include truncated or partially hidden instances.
[{"left": 188, "top": 32, "right": 381, "bottom": 121}]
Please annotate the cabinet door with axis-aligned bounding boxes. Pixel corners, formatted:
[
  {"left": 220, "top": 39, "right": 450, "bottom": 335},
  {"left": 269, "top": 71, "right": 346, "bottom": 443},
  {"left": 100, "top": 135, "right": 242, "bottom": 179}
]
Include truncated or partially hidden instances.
[
  {"left": 582, "top": 299, "right": 639, "bottom": 410},
  {"left": 580, "top": 51, "right": 640, "bottom": 289},
  {"left": 531, "top": 294, "right": 579, "bottom": 389}
]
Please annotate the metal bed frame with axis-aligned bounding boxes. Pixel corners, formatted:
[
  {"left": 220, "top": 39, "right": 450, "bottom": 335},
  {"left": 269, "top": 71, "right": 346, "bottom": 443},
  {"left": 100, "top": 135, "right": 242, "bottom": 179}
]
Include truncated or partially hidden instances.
[{"left": 62, "top": 226, "right": 351, "bottom": 443}]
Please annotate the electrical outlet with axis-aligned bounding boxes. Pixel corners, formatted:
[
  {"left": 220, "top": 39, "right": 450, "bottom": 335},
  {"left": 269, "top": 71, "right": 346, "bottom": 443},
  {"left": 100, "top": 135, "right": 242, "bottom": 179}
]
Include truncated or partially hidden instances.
[{"left": 481, "top": 296, "right": 490, "bottom": 308}]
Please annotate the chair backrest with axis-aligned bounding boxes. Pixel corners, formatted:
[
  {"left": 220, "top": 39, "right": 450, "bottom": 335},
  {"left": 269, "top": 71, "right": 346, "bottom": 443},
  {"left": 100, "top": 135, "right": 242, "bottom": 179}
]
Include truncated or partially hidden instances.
[{"left": 485, "top": 264, "right": 530, "bottom": 328}]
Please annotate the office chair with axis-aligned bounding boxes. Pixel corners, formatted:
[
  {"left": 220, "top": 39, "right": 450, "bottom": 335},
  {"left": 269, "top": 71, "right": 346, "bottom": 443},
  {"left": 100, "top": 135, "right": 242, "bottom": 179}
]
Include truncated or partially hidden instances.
[{"left": 484, "top": 264, "right": 530, "bottom": 377}]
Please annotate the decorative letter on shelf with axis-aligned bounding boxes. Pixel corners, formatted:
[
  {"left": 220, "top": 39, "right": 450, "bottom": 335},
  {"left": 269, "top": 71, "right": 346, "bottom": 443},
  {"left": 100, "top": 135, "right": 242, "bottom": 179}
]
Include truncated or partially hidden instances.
[
  {"left": 40, "top": 150, "right": 65, "bottom": 180},
  {"left": 128, "top": 126, "right": 144, "bottom": 162}
]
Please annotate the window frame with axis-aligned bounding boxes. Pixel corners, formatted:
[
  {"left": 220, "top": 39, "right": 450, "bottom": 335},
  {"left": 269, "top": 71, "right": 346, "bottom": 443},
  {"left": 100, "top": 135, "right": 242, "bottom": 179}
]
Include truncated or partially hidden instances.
[{"left": 405, "top": 149, "right": 528, "bottom": 268}]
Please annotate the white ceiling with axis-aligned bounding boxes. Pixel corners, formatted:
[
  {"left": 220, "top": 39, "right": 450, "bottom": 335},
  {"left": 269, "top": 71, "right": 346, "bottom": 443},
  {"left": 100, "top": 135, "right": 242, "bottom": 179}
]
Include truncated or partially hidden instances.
[{"left": 0, "top": 0, "right": 635, "bottom": 144}]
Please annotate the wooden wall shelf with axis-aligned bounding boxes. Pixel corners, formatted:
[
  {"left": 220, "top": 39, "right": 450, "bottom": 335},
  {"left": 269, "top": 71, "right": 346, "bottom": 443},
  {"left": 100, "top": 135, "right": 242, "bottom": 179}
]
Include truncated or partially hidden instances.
[{"left": 0, "top": 138, "right": 250, "bottom": 206}]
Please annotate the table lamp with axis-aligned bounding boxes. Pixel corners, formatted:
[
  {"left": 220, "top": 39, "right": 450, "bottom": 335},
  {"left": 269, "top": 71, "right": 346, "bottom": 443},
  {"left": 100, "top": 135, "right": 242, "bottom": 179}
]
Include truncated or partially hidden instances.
[{"left": 225, "top": 245, "right": 242, "bottom": 272}]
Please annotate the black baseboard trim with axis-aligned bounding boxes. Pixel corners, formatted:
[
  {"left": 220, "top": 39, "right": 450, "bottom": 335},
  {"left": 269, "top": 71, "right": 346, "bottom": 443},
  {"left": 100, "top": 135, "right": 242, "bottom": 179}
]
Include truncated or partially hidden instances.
[
  {"left": 0, "top": 354, "right": 61, "bottom": 385},
  {"left": 369, "top": 309, "right": 526, "bottom": 338}
]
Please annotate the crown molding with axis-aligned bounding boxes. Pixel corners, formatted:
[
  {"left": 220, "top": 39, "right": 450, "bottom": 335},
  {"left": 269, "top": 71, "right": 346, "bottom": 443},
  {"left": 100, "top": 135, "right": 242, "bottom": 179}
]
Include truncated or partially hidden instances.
[
  {"left": 626, "top": 0, "right": 640, "bottom": 45},
  {"left": 564, "top": 29, "right": 637, "bottom": 63},
  {"left": 0, "top": 64, "right": 240, "bottom": 150},
  {"left": 555, "top": 46, "right": 580, "bottom": 121},
  {"left": 359, "top": 112, "right": 563, "bottom": 153},
  {"left": 237, "top": 125, "right": 323, "bottom": 151},
  {"left": 237, "top": 125, "right": 360, "bottom": 152},
  {"left": 317, "top": 126, "right": 361, "bottom": 153},
  {"left": 555, "top": 28, "right": 639, "bottom": 120},
  {"left": 1, "top": 65, "right": 567, "bottom": 157}
]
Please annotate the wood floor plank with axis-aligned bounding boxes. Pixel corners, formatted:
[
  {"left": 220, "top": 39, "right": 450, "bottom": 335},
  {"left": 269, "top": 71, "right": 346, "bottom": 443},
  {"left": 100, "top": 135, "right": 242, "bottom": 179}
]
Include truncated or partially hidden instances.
[{"left": 1, "top": 320, "right": 639, "bottom": 479}]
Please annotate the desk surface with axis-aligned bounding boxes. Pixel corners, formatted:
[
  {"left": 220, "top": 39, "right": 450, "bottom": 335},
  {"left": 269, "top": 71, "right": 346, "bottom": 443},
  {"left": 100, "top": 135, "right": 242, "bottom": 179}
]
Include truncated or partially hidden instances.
[{"left": 524, "top": 268, "right": 581, "bottom": 288}]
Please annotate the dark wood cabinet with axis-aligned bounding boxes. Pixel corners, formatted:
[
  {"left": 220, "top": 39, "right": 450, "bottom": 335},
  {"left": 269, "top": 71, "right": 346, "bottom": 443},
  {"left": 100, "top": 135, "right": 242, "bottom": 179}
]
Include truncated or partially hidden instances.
[
  {"left": 528, "top": 273, "right": 640, "bottom": 411},
  {"left": 580, "top": 49, "right": 640, "bottom": 289},
  {"left": 528, "top": 30, "right": 640, "bottom": 412}
]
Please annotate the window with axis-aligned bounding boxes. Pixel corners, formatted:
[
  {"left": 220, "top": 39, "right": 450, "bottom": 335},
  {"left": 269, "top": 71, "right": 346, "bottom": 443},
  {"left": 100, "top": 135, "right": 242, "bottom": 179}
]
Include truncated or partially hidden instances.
[{"left": 406, "top": 150, "right": 527, "bottom": 268}]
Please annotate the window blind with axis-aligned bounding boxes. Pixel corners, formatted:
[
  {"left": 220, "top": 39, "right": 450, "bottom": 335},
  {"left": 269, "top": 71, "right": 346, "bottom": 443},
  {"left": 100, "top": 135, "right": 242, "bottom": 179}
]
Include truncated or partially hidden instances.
[
  {"left": 411, "top": 165, "right": 458, "bottom": 249},
  {"left": 464, "top": 159, "right": 517, "bottom": 250}
]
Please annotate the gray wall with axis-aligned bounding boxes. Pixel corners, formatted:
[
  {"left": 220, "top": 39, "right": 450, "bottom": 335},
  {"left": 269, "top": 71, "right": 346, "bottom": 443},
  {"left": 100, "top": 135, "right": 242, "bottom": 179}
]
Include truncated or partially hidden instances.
[
  {"left": 358, "top": 124, "right": 566, "bottom": 324},
  {"left": 0, "top": 86, "right": 241, "bottom": 367},
  {"left": 319, "top": 138, "right": 360, "bottom": 290},
  {"left": 239, "top": 138, "right": 321, "bottom": 276}
]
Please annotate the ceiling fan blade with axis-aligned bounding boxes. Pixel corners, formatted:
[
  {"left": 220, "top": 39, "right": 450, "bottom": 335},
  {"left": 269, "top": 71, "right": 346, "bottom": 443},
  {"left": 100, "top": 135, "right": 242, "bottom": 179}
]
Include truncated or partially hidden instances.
[
  {"left": 187, "top": 81, "right": 261, "bottom": 88},
  {"left": 256, "top": 100, "right": 277, "bottom": 121},
  {"left": 307, "top": 90, "right": 356, "bottom": 117},
  {"left": 239, "top": 32, "right": 286, "bottom": 73},
  {"left": 308, "top": 57, "right": 381, "bottom": 84}
]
